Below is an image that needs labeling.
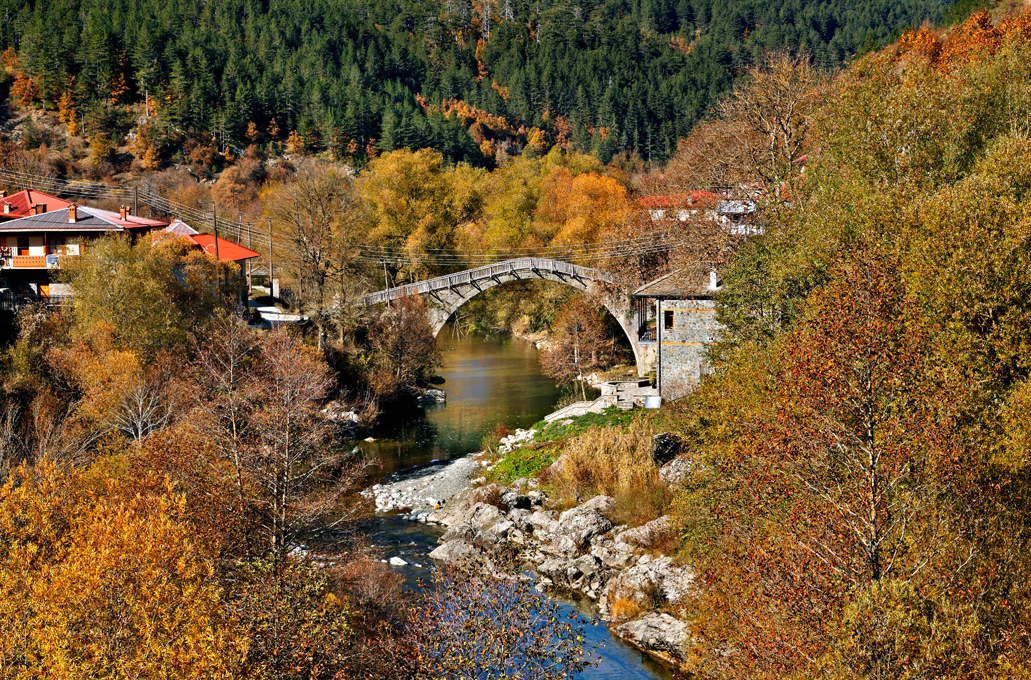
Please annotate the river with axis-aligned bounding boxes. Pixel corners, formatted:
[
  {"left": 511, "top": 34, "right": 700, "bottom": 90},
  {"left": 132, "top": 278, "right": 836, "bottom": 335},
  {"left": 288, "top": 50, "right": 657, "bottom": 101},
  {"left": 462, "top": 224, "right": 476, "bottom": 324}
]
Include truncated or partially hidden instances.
[{"left": 357, "top": 325, "right": 679, "bottom": 680}]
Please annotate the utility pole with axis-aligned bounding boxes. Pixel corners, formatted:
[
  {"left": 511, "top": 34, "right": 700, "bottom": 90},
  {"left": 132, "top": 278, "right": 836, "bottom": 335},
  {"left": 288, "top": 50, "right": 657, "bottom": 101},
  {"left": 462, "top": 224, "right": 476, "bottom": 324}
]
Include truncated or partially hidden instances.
[
  {"left": 133, "top": 186, "right": 138, "bottom": 217},
  {"left": 383, "top": 260, "right": 390, "bottom": 308},
  {"left": 268, "top": 217, "right": 275, "bottom": 298},
  {"left": 212, "top": 203, "right": 220, "bottom": 261},
  {"left": 246, "top": 221, "right": 253, "bottom": 292}
]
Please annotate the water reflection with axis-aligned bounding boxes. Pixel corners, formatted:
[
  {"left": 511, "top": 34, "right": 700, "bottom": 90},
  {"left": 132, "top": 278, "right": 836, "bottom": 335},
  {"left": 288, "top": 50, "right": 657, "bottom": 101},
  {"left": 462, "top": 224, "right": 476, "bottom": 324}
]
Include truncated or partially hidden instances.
[
  {"left": 359, "top": 325, "right": 679, "bottom": 680},
  {"left": 361, "top": 325, "right": 565, "bottom": 479}
]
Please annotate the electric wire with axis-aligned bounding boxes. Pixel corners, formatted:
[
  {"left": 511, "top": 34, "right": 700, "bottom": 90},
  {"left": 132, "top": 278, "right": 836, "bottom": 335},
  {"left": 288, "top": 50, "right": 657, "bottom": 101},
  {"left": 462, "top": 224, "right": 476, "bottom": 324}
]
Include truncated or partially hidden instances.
[{"left": 0, "top": 166, "right": 701, "bottom": 268}]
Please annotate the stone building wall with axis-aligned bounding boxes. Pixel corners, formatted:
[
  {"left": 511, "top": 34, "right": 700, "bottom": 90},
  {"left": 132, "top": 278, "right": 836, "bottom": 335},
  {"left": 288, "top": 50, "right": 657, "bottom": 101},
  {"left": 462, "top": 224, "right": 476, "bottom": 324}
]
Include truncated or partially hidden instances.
[{"left": 658, "top": 298, "right": 718, "bottom": 399}]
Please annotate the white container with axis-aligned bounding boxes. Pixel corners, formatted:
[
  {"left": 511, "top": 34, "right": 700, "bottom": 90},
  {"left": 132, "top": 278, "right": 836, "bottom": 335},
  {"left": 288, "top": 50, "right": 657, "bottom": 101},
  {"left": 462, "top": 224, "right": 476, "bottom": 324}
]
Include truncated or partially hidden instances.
[{"left": 644, "top": 396, "right": 662, "bottom": 409}]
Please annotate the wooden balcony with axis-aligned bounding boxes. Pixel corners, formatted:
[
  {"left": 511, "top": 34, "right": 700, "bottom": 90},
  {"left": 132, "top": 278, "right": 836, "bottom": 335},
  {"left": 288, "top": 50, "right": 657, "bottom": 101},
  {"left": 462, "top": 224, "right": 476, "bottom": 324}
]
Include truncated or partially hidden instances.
[
  {"left": 1, "top": 254, "right": 78, "bottom": 269},
  {"left": 11, "top": 255, "right": 46, "bottom": 268}
]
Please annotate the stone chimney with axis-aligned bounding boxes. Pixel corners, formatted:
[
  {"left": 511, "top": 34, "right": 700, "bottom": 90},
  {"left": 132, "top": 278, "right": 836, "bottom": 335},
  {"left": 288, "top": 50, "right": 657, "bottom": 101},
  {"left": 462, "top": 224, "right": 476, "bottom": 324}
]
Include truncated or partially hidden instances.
[
  {"left": 119, "top": 205, "right": 130, "bottom": 220},
  {"left": 709, "top": 270, "right": 719, "bottom": 290},
  {"left": 2, "top": 202, "right": 9, "bottom": 214},
  {"left": 68, "top": 205, "right": 78, "bottom": 223},
  {"left": 30, "top": 203, "right": 46, "bottom": 215}
]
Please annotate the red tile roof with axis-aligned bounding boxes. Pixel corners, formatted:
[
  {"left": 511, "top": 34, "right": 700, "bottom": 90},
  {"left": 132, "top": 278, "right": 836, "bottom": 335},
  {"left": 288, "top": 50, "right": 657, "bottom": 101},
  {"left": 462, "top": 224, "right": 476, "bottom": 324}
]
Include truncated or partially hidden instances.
[
  {"left": 637, "top": 191, "right": 723, "bottom": 209},
  {"left": 0, "top": 189, "right": 73, "bottom": 220},
  {"left": 187, "top": 233, "right": 262, "bottom": 262}
]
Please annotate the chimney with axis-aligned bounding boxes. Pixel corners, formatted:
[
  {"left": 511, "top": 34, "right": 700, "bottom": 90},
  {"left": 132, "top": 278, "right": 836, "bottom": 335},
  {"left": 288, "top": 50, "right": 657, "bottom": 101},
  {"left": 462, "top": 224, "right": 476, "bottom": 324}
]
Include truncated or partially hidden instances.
[
  {"left": 68, "top": 205, "right": 78, "bottom": 223},
  {"left": 709, "top": 270, "right": 719, "bottom": 290},
  {"left": 2, "top": 202, "right": 9, "bottom": 214},
  {"left": 0, "top": 190, "right": 6, "bottom": 198},
  {"left": 30, "top": 203, "right": 46, "bottom": 215},
  {"left": 119, "top": 205, "right": 130, "bottom": 220}
]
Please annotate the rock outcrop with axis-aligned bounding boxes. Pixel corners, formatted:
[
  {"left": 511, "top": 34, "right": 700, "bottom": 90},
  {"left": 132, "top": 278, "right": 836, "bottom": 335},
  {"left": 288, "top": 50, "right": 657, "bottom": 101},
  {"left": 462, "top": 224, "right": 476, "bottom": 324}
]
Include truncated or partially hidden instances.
[
  {"left": 615, "top": 613, "right": 693, "bottom": 664},
  {"left": 424, "top": 483, "right": 698, "bottom": 672}
]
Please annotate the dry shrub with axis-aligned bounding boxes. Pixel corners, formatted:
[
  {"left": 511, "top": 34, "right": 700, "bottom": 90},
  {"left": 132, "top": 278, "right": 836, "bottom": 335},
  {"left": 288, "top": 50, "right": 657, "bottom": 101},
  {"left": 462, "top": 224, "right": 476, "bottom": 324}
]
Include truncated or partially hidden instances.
[
  {"left": 551, "top": 419, "right": 671, "bottom": 526},
  {"left": 480, "top": 483, "right": 507, "bottom": 510},
  {"left": 609, "top": 595, "right": 647, "bottom": 623},
  {"left": 479, "top": 422, "right": 512, "bottom": 459}
]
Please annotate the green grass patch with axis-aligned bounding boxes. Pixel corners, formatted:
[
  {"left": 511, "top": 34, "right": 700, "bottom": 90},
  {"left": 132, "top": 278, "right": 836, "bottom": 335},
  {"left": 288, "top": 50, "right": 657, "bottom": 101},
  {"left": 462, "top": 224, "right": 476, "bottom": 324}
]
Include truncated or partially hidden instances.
[
  {"left": 487, "top": 445, "right": 562, "bottom": 486},
  {"left": 529, "top": 407, "right": 639, "bottom": 444}
]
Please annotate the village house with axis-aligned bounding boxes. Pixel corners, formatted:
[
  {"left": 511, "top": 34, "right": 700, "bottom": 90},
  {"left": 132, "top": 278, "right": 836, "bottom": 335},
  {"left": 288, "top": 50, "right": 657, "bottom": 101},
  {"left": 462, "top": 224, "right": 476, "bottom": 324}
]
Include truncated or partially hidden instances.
[
  {"left": 0, "top": 191, "right": 260, "bottom": 309},
  {"left": 638, "top": 191, "right": 762, "bottom": 235},
  {"left": 0, "top": 195, "right": 168, "bottom": 298},
  {"left": 637, "top": 191, "right": 723, "bottom": 221},
  {"left": 634, "top": 265, "right": 721, "bottom": 400},
  {"left": 161, "top": 220, "right": 262, "bottom": 278}
]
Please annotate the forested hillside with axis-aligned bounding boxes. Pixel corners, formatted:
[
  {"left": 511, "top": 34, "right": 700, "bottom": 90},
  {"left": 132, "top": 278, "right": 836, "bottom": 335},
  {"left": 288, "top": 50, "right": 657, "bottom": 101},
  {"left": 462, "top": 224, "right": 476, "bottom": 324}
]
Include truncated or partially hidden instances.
[{"left": 0, "top": 0, "right": 956, "bottom": 166}]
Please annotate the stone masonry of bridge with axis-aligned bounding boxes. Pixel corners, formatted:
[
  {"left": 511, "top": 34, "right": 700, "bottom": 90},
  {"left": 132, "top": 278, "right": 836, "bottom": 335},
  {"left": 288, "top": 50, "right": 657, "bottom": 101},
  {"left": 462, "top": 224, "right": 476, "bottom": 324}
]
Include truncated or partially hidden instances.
[{"left": 361, "top": 258, "right": 649, "bottom": 376}]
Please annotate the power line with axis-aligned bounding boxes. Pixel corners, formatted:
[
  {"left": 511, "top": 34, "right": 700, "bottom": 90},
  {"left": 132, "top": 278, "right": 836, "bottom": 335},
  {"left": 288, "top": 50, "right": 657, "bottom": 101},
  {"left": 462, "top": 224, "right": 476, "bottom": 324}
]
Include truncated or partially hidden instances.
[{"left": 0, "top": 166, "right": 692, "bottom": 267}]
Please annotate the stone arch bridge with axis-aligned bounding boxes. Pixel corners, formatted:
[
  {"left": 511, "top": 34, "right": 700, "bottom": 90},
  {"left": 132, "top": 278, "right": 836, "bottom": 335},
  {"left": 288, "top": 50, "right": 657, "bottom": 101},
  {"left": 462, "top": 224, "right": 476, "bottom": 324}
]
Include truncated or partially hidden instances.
[{"left": 361, "top": 257, "right": 647, "bottom": 375}]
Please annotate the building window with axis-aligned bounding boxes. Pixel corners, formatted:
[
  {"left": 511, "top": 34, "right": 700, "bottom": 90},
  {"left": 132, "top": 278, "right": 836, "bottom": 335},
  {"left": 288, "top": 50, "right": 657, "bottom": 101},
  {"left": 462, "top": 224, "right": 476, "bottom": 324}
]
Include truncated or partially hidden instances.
[
  {"left": 664, "top": 310, "right": 674, "bottom": 330},
  {"left": 17, "top": 237, "right": 29, "bottom": 256}
]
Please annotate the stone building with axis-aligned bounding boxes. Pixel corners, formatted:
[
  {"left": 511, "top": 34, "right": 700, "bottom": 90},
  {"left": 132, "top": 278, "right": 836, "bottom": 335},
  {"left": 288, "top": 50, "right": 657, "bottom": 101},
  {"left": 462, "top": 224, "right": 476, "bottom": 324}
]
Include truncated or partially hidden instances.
[{"left": 634, "top": 265, "right": 721, "bottom": 400}]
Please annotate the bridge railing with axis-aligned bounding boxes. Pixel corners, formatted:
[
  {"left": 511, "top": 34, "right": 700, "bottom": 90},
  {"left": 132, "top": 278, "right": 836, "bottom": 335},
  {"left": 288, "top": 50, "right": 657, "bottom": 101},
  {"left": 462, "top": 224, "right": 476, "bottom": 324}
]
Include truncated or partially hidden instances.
[{"left": 361, "top": 257, "right": 615, "bottom": 306}]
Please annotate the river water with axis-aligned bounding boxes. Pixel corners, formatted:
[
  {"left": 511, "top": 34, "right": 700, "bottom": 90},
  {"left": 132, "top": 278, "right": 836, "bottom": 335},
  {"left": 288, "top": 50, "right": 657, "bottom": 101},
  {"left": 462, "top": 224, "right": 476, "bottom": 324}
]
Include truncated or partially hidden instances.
[{"left": 357, "top": 325, "right": 679, "bottom": 680}]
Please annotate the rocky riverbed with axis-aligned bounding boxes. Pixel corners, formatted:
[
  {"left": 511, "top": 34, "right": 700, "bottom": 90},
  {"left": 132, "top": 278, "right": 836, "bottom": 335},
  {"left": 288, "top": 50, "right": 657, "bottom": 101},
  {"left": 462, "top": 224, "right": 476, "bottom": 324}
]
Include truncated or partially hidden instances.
[
  {"left": 361, "top": 424, "right": 700, "bottom": 673},
  {"left": 361, "top": 453, "right": 483, "bottom": 516},
  {"left": 422, "top": 477, "right": 698, "bottom": 670}
]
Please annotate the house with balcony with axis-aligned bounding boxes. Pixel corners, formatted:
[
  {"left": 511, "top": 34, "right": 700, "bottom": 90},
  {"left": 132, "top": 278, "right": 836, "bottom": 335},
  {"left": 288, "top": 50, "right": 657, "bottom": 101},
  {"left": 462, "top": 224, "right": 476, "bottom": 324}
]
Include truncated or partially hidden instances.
[{"left": 0, "top": 203, "right": 167, "bottom": 298}]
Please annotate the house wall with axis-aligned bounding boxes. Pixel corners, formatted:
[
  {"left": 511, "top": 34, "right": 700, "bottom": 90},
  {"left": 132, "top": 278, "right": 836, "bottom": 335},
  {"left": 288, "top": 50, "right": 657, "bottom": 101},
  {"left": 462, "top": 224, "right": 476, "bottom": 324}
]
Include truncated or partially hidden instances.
[{"left": 658, "top": 298, "right": 718, "bottom": 399}]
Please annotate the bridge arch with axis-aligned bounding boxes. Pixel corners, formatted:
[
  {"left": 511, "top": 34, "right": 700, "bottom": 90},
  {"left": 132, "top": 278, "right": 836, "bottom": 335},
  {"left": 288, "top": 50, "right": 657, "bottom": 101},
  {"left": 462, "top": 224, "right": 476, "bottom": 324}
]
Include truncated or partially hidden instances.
[{"left": 361, "top": 258, "right": 647, "bottom": 375}]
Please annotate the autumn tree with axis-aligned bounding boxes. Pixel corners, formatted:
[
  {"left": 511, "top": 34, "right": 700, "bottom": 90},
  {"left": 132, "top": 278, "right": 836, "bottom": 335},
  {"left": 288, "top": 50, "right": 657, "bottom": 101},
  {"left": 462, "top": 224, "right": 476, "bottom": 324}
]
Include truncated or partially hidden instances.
[
  {"left": 359, "top": 148, "right": 484, "bottom": 278},
  {"left": 264, "top": 162, "right": 369, "bottom": 350},
  {"left": 365, "top": 295, "right": 442, "bottom": 401},
  {"left": 228, "top": 556, "right": 356, "bottom": 679},
  {"left": 196, "top": 323, "right": 366, "bottom": 560},
  {"left": 60, "top": 234, "right": 243, "bottom": 360},
  {"left": 533, "top": 167, "right": 634, "bottom": 246},
  {"left": 540, "top": 296, "right": 610, "bottom": 400},
  {"left": 0, "top": 460, "right": 243, "bottom": 678},
  {"left": 717, "top": 51, "right": 826, "bottom": 194},
  {"left": 677, "top": 249, "right": 969, "bottom": 679}
]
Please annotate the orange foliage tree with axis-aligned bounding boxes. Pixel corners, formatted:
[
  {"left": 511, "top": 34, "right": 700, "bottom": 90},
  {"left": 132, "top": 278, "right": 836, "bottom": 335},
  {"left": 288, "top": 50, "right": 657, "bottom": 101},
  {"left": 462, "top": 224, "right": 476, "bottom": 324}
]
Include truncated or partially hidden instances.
[
  {"left": 679, "top": 250, "right": 965, "bottom": 679},
  {"left": 534, "top": 167, "right": 634, "bottom": 245}
]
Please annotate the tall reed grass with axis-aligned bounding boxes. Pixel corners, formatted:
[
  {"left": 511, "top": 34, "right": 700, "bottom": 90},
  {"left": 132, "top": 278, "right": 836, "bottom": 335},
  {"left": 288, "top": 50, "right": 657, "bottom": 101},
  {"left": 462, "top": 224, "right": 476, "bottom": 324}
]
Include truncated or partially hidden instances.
[{"left": 548, "top": 419, "right": 670, "bottom": 527}]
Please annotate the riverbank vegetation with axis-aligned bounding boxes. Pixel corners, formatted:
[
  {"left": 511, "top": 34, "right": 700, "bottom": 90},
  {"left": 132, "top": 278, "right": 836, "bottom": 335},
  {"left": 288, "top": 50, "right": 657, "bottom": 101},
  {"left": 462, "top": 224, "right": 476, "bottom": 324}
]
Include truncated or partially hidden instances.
[
  {"left": 472, "top": 5, "right": 1031, "bottom": 676},
  {"left": 0, "top": 260, "right": 594, "bottom": 678}
]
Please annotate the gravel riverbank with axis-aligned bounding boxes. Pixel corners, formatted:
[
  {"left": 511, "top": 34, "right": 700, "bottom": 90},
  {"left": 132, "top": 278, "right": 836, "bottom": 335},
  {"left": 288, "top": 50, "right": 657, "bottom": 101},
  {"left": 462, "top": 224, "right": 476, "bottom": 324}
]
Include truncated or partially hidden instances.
[{"left": 361, "top": 454, "right": 484, "bottom": 517}]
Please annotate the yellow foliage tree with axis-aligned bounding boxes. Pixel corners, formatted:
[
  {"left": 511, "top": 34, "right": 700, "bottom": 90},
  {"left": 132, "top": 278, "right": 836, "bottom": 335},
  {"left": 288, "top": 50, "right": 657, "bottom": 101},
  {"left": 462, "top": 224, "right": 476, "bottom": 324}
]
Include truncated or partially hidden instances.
[
  {"left": 89, "top": 132, "right": 113, "bottom": 165},
  {"left": 359, "top": 148, "right": 484, "bottom": 277},
  {"left": 0, "top": 461, "right": 243, "bottom": 678}
]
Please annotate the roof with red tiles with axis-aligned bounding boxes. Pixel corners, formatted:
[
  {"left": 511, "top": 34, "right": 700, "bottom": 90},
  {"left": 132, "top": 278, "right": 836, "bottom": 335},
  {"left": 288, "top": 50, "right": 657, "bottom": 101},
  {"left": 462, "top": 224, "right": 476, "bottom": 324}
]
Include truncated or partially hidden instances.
[
  {"left": 186, "top": 233, "right": 262, "bottom": 262},
  {"left": 0, "top": 204, "right": 167, "bottom": 232},
  {"left": 0, "top": 189, "right": 73, "bottom": 220},
  {"left": 637, "top": 191, "right": 723, "bottom": 209}
]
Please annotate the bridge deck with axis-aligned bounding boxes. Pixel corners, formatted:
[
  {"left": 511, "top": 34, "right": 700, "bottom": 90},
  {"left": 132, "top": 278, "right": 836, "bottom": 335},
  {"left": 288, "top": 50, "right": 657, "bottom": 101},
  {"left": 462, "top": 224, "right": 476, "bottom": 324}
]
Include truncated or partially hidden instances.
[{"left": 361, "top": 257, "right": 615, "bottom": 306}]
